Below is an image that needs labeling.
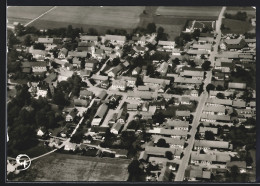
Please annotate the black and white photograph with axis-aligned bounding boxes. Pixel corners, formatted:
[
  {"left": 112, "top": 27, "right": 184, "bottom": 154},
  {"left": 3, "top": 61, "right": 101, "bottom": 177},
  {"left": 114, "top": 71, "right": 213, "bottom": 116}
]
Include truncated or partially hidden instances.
[{"left": 6, "top": 3, "right": 257, "bottom": 183}]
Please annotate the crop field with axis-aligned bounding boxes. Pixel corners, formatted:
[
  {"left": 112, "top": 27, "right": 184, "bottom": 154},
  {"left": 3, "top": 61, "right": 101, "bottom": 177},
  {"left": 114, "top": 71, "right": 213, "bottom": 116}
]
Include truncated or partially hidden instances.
[
  {"left": 156, "top": 6, "right": 221, "bottom": 18},
  {"left": 7, "top": 6, "right": 145, "bottom": 33},
  {"left": 9, "top": 153, "right": 131, "bottom": 181},
  {"left": 7, "top": 6, "right": 53, "bottom": 25}
]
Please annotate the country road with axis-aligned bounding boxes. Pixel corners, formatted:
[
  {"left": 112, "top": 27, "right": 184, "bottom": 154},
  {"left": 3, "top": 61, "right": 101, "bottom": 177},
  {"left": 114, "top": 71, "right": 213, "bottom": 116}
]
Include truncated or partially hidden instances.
[{"left": 174, "top": 6, "right": 226, "bottom": 181}]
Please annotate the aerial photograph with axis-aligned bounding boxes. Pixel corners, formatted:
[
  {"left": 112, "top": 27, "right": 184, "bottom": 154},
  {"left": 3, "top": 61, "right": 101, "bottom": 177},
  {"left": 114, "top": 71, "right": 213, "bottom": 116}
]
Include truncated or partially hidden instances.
[{"left": 6, "top": 6, "right": 256, "bottom": 182}]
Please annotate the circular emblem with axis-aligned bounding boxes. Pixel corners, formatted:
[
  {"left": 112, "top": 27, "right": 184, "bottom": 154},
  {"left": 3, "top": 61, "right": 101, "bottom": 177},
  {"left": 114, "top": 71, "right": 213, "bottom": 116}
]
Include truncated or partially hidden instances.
[{"left": 16, "top": 154, "right": 31, "bottom": 171}]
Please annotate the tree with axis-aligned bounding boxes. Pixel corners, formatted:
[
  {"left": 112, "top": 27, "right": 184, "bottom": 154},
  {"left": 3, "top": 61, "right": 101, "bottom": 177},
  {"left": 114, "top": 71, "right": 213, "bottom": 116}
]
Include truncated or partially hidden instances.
[
  {"left": 156, "top": 26, "right": 168, "bottom": 41},
  {"left": 8, "top": 29, "right": 20, "bottom": 48},
  {"left": 230, "top": 165, "right": 239, "bottom": 177},
  {"left": 52, "top": 90, "right": 69, "bottom": 106},
  {"left": 191, "top": 29, "right": 200, "bottom": 39},
  {"left": 165, "top": 151, "right": 173, "bottom": 160},
  {"left": 88, "top": 28, "right": 98, "bottom": 36},
  {"left": 216, "top": 92, "right": 225, "bottom": 99},
  {"left": 172, "top": 58, "right": 180, "bottom": 65},
  {"left": 157, "top": 138, "right": 169, "bottom": 148},
  {"left": 205, "top": 131, "right": 215, "bottom": 140},
  {"left": 216, "top": 85, "right": 225, "bottom": 91},
  {"left": 146, "top": 23, "right": 156, "bottom": 34},
  {"left": 14, "top": 23, "right": 25, "bottom": 36},
  {"left": 70, "top": 131, "right": 84, "bottom": 143},
  {"left": 206, "top": 83, "right": 215, "bottom": 93},
  {"left": 201, "top": 60, "right": 211, "bottom": 71},
  {"left": 33, "top": 43, "right": 45, "bottom": 50}
]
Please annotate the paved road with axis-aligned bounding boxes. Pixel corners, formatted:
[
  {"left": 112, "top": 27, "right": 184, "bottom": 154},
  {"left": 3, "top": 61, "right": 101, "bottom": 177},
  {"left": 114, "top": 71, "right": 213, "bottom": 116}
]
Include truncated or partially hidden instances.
[{"left": 174, "top": 6, "right": 226, "bottom": 181}]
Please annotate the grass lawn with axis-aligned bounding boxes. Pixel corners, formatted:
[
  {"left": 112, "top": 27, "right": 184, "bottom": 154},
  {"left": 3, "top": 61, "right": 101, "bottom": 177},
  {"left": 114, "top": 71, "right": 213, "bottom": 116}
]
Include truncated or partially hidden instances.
[
  {"left": 9, "top": 153, "right": 131, "bottom": 181},
  {"left": 222, "top": 18, "right": 254, "bottom": 34}
]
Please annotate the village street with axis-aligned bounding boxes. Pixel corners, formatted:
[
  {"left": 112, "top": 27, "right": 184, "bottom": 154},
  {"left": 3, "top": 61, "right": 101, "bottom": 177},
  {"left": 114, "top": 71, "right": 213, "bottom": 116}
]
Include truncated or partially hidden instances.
[{"left": 174, "top": 6, "right": 226, "bottom": 181}]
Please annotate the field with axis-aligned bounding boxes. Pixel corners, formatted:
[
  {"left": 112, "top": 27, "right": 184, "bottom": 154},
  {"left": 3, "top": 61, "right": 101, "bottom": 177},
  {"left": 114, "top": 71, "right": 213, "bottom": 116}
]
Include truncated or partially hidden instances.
[
  {"left": 156, "top": 6, "right": 221, "bottom": 18},
  {"left": 225, "top": 6, "right": 256, "bottom": 17},
  {"left": 7, "top": 6, "right": 145, "bottom": 34},
  {"left": 9, "top": 153, "right": 131, "bottom": 182}
]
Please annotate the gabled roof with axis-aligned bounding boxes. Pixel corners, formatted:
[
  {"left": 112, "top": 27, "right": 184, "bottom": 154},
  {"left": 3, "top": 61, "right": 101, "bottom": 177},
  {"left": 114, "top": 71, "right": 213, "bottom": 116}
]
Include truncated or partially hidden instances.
[
  {"left": 127, "top": 103, "right": 138, "bottom": 110},
  {"left": 153, "top": 135, "right": 185, "bottom": 146},
  {"left": 232, "top": 99, "right": 246, "bottom": 108},
  {"left": 201, "top": 113, "right": 231, "bottom": 121},
  {"left": 203, "top": 105, "right": 226, "bottom": 113},
  {"left": 117, "top": 76, "right": 137, "bottom": 82},
  {"left": 187, "top": 49, "right": 208, "bottom": 55},
  {"left": 181, "top": 70, "right": 204, "bottom": 77},
  {"left": 68, "top": 51, "right": 88, "bottom": 58},
  {"left": 105, "top": 35, "right": 126, "bottom": 42},
  {"left": 174, "top": 77, "right": 202, "bottom": 84},
  {"left": 111, "top": 122, "right": 123, "bottom": 131},
  {"left": 192, "top": 44, "right": 212, "bottom": 50},
  {"left": 92, "top": 74, "right": 108, "bottom": 81},
  {"left": 206, "top": 98, "right": 233, "bottom": 106},
  {"left": 145, "top": 146, "right": 182, "bottom": 156},
  {"left": 228, "top": 82, "right": 247, "bottom": 89},
  {"left": 143, "top": 76, "right": 170, "bottom": 85},
  {"left": 137, "top": 85, "right": 150, "bottom": 91},
  {"left": 158, "top": 40, "right": 175, "bottom": 46},
  {"left": 80, "top": 35, "right": 98, "bottom": 41},
  {"left": 74, "top": 99, "right": 89, "bottom": 107},
  {"left": 164, "top": 120, "right": 189, "bottom": 128},
  {"left": 95, "top": 90, "right": 107, "bottom": 100},
  {"left": 80, "top": 90, "right": 94, "bottom": 97},
  {"left": 94, "top": 103, "right": 108, "bottom": 118},
  {"left": 194, "top": 140, "right": 229, "bottom": 149},
  {"left": 38, "top": 37, "right": 53, "bottom": 44}
]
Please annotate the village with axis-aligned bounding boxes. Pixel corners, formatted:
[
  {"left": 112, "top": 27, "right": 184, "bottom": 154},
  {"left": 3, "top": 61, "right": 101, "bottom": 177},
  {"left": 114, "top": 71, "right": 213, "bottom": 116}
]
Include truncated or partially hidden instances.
[{"left": 7, "top": 7, "right": 256, "bottom": 182}]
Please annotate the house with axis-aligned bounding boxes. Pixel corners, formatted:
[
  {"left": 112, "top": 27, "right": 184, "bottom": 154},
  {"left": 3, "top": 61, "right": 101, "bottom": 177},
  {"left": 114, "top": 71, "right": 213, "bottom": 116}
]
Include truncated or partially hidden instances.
[
  {"left": 190, "top": 151, "right": 231, "bottom": 165},
  {"left": 58, "top": 48, "right": 68, "bottom": 59},
  {"left": 91, "top": 74, "right": 109, "bottom": 83},
  {"left": 91, "top": 104, "right": 108, "bottom": 126},
  {"left": 150, "top": 101, "right": 166, "bottom": 110},
  {"left": 80, "top": 69, "right": 91, "bottom": 78},
  {"left": 199, "top": 127, "right": 218, "bottom": 135},
  {"left": 142, "top": 102, "right": 149, "bottom": 112},
  {"left": 117, "top": 76, "right": 137, "bottom": 87},
  {"left": 94, "top": 49, "right": 106, "bottom": 60},
  {"left": 143, "top": 76, "right": 171, "bottom": 86},
  {"left": 232, "top": 100, "right": 246, "bottom": 108},
  {"left": 138, "top": 85, "right": 150, "bottom": 91},
  {"left": 192, "top": 43, "right": 212, "bottom": 52},
  {"left": 175, "top": 110, "right": 190, "bottom": 119},
  {"left": 181, "top": 97, "right": 191, "bottom": 105},
  {"left": 101, "top": 80, "right": 110, "bottom": 89},
  {"left": 80, "top": 35, "right": 98, "bottom": 43},
  {"left": 147, "top": 128, "right": 188, "bottom": 138},
  {"left": 38, "top": 37, "right": 54, "bottom": 45},
  {"left": 227, "top": 161, "right": 247, "bottom": 173},
  {"left": 198, "top": 37, "right": 214, "bottom": 44},
  {"left": 191, "top": 90, "right": 199, "bottom": 97},
  {"left": 206, "top": 98, "right": 233, "bottom": 106},
  {"left": 111, "top": 79, "right": 127, "bottom": 91},
  {"left": 144, "top": 146, "right": 182, "bottom": 159},
  {"left": 37, "top": 81, "right": 48, "bottom": 98},
  {"left": 132, "top": 66, "right": 142, "bottom": 75},
  {"left": 29, "top": 47, "right": 48, "bottom": 61},
  {"left": 57, "top": 68, "right": 74, "bottom": 82},
  {"left": 194, "top": 140, "right": 230, "bottom": 150},
  {"left": 228, "top": 82, "right": 247, "bottom": 90},
  {"left": 66, "top": 109, "right": 78, "bottom": 122},
  {"left": 105, "top": 35, "right": 126, "bottom": 45},
  {"left": 186, "top": 49, "right": 209, "bottom": 57},
  {"left": 77, "top": 42, "right": 95, "bottom": 53},
  {"left": 110, "top": 122, "right": 123, "bottom": 135},
  {"left": 185, "top": 165, "right": 211, "bottom": 180},
  {"left": 74, "top": 99, "right": 89, "bottom": 107},
  {"left": 180, "top": 70, "right": 204, "bottom": 79},
  {"left": 203, "top": 105, "right": 226, "bottom": 115},
  {"left": 108, "top": 64, "right": 124, "bottom": 78},
  {"left": 64, "top": 142, "right": 77, "bottom": 151},
  {"left": 85, "top": 59, "right": 98, "bottom": 72},
  {"left": 68, "top": 51, "right": 88, "bottom": 58},
  {"left": 117, "top": 108, "right": 128, "bottom": 124},
  {"left": 200, "top": 113, "right": 231, "bottom": 122},
  {"left": 153, "top": 135, "right": 185, "bottom": 149},
  {"left": 158, "top": 40, "right": 175, "bottom": 50},
  {"left": 127, "top": 91, "right": 158, "bottom": 101},
  {"left": 112, "top": 149, "right": 128, "bottom": 158},
  {"left": 79, "top": 90, "right": 94, "bottom": 99},
  {"left": 72, "top": 57, "right": 81, "bottom": 68},
  {"left": 157, "top": 62, "right": 169, "bottom": 76},
  {"left": 32, "top": 62, "right": 48, "bottom": 73},
  {"left": 174, "top": 77, "right": 203, "bottom": 86},
  {"left": 95, "top": 90, "right": 107, "bottom": 100},
  {"left": 220, "top": 39, "right": 247, "bottom": 51},
  {"left": 127, "top": 103, "right": 138, "bottom": 111},
  {"left": 163, "top": 120, "right": 189, "bottom": 131}
]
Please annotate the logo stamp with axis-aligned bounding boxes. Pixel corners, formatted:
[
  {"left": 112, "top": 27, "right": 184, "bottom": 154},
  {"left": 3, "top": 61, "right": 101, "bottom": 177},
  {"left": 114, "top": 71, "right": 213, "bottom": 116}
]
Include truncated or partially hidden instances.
[{"left": 15, "top": 154, "right": 31, "bottom": 171}]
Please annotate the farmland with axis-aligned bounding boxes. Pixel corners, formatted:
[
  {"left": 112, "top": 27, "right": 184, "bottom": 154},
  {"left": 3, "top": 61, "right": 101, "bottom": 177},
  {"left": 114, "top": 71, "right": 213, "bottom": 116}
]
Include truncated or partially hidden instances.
[
  {"left": 7, "top": 6, "right": 223, "bottom": 40},
  {"left": 9, "top": 152, "right": 131, "bottom": 181},
  {"left": 221, "top": 18, "right": 255, "bottom": 35}
]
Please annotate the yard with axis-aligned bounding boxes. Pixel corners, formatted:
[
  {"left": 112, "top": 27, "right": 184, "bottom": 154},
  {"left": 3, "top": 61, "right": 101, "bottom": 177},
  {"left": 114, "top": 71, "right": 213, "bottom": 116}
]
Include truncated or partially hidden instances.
[{"left": 9, "top": 153, "right": 131, "bottom": 181}]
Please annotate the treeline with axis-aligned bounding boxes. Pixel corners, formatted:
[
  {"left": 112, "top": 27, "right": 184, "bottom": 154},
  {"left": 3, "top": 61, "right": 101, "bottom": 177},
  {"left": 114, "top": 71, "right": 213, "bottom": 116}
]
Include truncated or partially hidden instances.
[{"left": 224, "top": 11, "right": 248, "bottom": 21}]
